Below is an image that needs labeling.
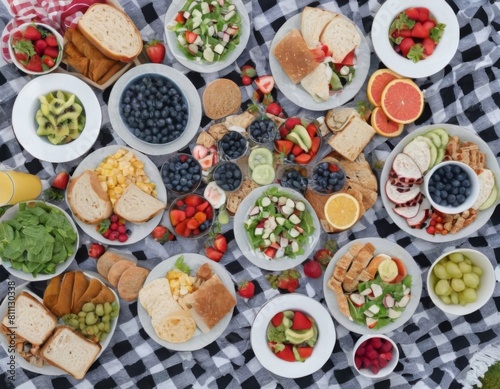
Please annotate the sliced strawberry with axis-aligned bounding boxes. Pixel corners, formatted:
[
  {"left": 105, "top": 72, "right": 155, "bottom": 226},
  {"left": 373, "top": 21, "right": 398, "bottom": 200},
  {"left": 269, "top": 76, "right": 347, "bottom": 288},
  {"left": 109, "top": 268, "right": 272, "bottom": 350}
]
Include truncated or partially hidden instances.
[
  {"left": 170, "top": 209, "right": 186, "bottom": 226},
  {"left": 417, "top": 7, "right": 430, "bottom": 23},
  {"left": 422, "top": 20, "right": 436, "bottom": 34},
  {"left": 320, "top": 43, "right": 332, "bottom": 57},
  {"left": 254, "top": 75, "right": 275, "bottom": 95},
  {"left": 271, "top": 312, "right": 284, "bottom": 327},
  {"left": 11, "top": 31, "right": 23, "bottom": 44},
  {"left": 404, "top": 8, "right": 420, "bottom": 21},
  {"left": 43, "top": 46, "right": 59, "bottom": 58},
  {"left": 306, "top": 123, "right": 317, "bottom": 138},
  {"left": 275, "top": 140, "right": 294, "bottom": 155},
  {"left": 339, "top": 49, "right": 355, "bottom": 66},
  {"left": 411, "top": 22, "right": 428, "bottom": 39},
  {"left": 196, "top": 200, "right": 210, "bottom": 212},
  {"left": 263, "top": 247, "right": 276, "bottom": 259},
  {"left": 285, "top": 117, "right": 301, "bottom": 130},
  {"left": 213, "top": 234, "right": 227, "bottom": 254},
  {"left": 44, "top": 34, "right": 58, "bottom": 47},
  {"left": 185, "top": 31, "right": 198, "bottom": 44},
  {"left": 194, "top": 211, "right": 207, "bottom": 224},
  {"left": 25, "top": 54, "right": 42, "bottom": 72},
  {"left": 399, "top": 37, "right": 415, "bottom": 58},
  {"left": 279, "top": 126, "right": 290, "bottom": 138},
  {"left": 274, "top": 344, "right": 295, "bottom": 362},
  {"left": 297, "top": 346, "right": 313, "bottom": 359},
  {"left": 42, "top": 55, "right": 55, "bottom": 68},
  {"left": 422, "top": 37, "right": 436, "bottom": 56},
  {"left": 291, "top": 144, "right": 303, "bottom": 157},
  {"left": 14, "top": 52, "right": 28, "bottom": 62},
  {"left": 398, "top": 29, "right": 412, "bottom": 37},
  {"left": 295, "top": 153, "right": 312, "bottom": 164},
  {"left": 174, "top": 219, "right": 189, "bottom": 236},
  {"left": 52, "top": 171, "right": 69, "bottom": 190},
  {"left": 175, "top": 12, "right": 186, "bottom": 24},
  {"left": 205, "top": 246, "right": 223, "bottom": 262},
  {"left": 186, "top": 218, "right": 200, "bottom": 229},
  {"left": 265, "top": 102, "right": 282, "bottom": 116},
  {"left": 310, "top": 47, "right": 325, "bottom": 62},
  {"left": 291, "top": 311, "right": 312, "bottom": 330},
  {"left": 185, "top": 206, "right": 196, "bottom": 218},
  {"left": 34, "top": 39, "right": 47, "bottom": 55},
  {"left": 184, "top": 194, "right": 204, "bottom": 207},
  {"left": 310, "top": 137, "right": 320, "bottom": 155},
  {"left": 23, "top": 25, "right": 41, "bottom": 41},
  {"left": 205, "top": 205, "right": 213, "bottom": 221}
]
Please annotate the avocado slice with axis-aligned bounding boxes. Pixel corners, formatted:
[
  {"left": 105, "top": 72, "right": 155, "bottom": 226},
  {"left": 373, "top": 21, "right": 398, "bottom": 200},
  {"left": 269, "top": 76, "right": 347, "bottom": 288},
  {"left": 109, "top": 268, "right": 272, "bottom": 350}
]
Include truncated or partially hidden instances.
[
  {"left": 286, "top": 132, "right": 308, "bottom": 152},
  {"left": 285, "top": 327, "right": 314, "bottom": 345},
  {"left": 291, "top": 125, "right": 312, "bottom": 150},
  {"left": 292, "top": 346, "right": 304, "bottom": 362}
]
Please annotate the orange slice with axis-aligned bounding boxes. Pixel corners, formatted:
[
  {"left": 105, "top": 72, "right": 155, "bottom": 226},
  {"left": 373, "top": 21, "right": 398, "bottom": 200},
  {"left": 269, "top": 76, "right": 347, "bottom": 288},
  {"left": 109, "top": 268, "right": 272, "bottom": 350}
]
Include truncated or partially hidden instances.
[
  {"left": 371, "top": 106, "right": 405, "bottom": 137},
  {"left": 366, "top": 68, "right": 401, "bottom": 107},
  {"left": 380, "top": 79, "right": 424, "bottom": 124},
  {"left": 324, "top": 193, "right": 360, "bottom": 231}
]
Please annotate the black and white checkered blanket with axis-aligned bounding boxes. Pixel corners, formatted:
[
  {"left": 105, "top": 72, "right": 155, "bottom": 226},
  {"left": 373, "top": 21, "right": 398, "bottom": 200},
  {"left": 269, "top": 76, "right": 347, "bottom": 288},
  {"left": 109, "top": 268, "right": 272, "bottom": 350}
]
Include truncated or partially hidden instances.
[{"left": 0, "top": 0, "right": 499, "bottom": 388}]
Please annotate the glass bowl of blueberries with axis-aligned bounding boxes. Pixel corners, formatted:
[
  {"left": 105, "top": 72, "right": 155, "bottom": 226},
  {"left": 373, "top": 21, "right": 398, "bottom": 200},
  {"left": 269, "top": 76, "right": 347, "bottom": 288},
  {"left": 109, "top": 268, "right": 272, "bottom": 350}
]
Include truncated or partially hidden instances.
[
  {"left": 277, "top": 165, "right": 308, "bottom": 195},
  {"left": 212, "top": 161, "right": 243, "bottom": 192},
  {"left": 424, "top": 161, "right": 480, "bottom": 214},
  {"left": 161, "top": 153, "right": 202, "bottom": 195},
  {"left": 219, "top": 131, "right": 249, "bottom": 161},
  {"left": 310, "top": 161, "right": 346, "bottom": 195},
  {"left": 247, "top": 115, "right": 277, "bottom": 147},
  {"left": 120, "top": 74, "right": 189, "bottom": 145}
]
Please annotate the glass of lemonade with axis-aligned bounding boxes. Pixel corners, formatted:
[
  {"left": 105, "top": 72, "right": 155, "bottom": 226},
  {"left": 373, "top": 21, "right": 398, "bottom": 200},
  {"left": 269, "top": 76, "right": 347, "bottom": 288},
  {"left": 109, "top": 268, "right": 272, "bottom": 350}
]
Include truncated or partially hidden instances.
[{"left": 0, "top": 171, "right": 42, "bottom": 206}]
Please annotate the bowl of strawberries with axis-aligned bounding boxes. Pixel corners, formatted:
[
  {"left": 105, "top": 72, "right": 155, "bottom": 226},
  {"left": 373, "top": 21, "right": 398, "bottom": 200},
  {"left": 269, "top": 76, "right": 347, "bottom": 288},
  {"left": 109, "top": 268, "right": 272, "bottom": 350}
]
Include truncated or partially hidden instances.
[
  {"left": 352, "top": 334, "right": 399, "bottom": 378},
  {"left": 9, "top": 22, "right": 63, "bottom": 75},
  {"left": 168, "top": 193, "right": 215, "bottom": 239}
]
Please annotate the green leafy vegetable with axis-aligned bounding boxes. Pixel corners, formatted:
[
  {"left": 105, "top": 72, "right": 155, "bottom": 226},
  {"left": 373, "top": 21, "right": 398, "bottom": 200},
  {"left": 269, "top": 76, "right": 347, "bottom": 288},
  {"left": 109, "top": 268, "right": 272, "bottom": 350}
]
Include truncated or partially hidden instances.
[{"left": 174, "top": 255, "right": 190, "bottom": 274}]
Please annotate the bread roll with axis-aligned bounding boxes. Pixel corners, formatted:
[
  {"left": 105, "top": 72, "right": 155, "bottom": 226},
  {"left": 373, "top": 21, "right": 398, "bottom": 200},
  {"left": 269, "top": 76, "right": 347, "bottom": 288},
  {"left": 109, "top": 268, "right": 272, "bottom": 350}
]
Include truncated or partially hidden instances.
[
  {"left": 117, "top": 266, "right": 149, "bottom": 302},
  {"left": 152, "top": 311, "right": 196, "bottom": 343},
  {"left": 107, "top": 260, "right": 136, "bottom": 288},
  {"left": 202, "top": 79, "right": 241, "bottom": 120}
]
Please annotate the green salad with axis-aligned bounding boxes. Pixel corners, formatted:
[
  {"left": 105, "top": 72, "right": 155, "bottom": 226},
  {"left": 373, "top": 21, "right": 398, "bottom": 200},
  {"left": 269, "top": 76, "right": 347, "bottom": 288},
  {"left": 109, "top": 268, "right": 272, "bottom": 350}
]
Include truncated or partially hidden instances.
[
  {"left": 244, "top": 187, "right": 315, "bottom": 260},
  {"left": 168, "top": 0, "right": 242, "bottom": 63},
  {"left": 0, "top": 202, "right": 77, "bottom": 277}
]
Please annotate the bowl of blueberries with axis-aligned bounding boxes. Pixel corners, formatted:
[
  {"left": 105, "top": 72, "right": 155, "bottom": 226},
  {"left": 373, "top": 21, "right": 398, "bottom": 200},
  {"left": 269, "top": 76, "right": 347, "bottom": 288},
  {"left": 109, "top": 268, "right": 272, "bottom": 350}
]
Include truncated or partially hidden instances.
[
  {"left": 278, "top": 165, "right": 308, "bottom": 195},
  {"left": 248, "top": 115, "right": 277, "bottom": 146},
  {"left": 120, "top": 73, "right": 189, "bottom": 145},
  {"left": 213, "top": 162, "right": 243, "bottom": 192},
  {"left": 219, "top": 131, "right": 249, "bottom": 161},
  {"left": 161, "top": 153, "right": 202, "bottom": 195},
  {"left": 424, "top": 161, "right": 480, "bottom": 214},
  {"left": 310, "top": 161, "right": 346, "bottom": 195}
]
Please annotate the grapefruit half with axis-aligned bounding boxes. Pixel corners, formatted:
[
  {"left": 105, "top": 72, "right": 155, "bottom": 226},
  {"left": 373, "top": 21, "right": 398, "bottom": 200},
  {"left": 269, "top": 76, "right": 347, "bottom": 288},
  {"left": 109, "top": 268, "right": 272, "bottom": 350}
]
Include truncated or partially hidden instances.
[
  {"left": 371, "top": 107, "right": 404, "bottom": 137},
  {"left": 380, "top": 79, "right": 424, "bottom": 124},
  {"left": 366, "top": 69, "right": 401, "bottom": 107}
]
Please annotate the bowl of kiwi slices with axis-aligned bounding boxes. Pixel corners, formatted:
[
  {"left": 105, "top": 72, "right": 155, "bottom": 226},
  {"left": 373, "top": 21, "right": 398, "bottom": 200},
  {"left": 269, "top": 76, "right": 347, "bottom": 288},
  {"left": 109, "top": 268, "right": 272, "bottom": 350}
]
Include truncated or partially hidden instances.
[{"left": 11, "top": 73, "right": 102, "bottom": 163}]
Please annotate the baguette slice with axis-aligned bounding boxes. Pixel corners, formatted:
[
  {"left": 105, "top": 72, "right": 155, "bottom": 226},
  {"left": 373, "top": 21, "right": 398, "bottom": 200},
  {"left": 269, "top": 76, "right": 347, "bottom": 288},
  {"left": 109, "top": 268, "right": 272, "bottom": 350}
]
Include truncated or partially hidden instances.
[
  {"left": 2, "top": 292, "right": 57, "bottom": 346},
  {"left": 113, "top": 183, "right": 166, "bottom": 223},
  {"left": 78, "top": 3, "right": 142, "bottom": 62},
  {"left": 67, "top": 170, "right": 113, "bottom": 224},
  {"left": 40, "top": 325, "right": 101, "bottom": 380}
]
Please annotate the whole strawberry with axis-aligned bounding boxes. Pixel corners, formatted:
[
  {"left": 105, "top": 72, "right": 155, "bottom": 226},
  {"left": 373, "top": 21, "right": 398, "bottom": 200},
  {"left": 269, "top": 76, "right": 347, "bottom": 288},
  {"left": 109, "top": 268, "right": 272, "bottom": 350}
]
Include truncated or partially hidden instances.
[
  {"left": 238, "top": 280, "right": 255, "bottom": 299},
  {"left": 303, "top": 260, "right": 322, "bottom": 278},
  {"left": 151, "top": 225, "right": 175, "bottom": 243},
  {"left": 266, "top": 269, "right": 301, "bottom": 293},
  {"left": 313, "top": 240, "right": 338, "bottom": 267},
  {"left": 145, "top": 40, "right": 166, "bottom": 63}
]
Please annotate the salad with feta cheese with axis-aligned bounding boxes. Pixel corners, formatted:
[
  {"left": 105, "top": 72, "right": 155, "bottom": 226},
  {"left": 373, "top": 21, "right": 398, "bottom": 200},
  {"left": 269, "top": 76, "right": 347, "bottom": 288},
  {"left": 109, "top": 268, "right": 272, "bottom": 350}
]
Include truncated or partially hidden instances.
[
  {"left": 244, "top": 187, "right": 315, "bottom": 260},
  {"left": 168, "top": 0, "right": 242, "bottom": 63}
]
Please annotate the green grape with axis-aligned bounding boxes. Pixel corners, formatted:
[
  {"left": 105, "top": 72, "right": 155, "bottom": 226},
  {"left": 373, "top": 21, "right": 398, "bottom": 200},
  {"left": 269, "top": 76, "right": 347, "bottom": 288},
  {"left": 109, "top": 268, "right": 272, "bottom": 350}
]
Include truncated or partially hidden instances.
[
  {"left": 98, "top": 322, "right": 105, "bottom": 331},
  {"left": 99, "top": 332, "right": 108, "bottom": 342},
  {"left": 451, "top": 278, "right": 465, "bottom": 292},
  {"left": 460, "top": 288, "right": 477, "bottom": 303},
  {"left": 464, "top": 258, "right": 472, "bottom": 265},
  {"left": 435, "top": 279, "right": 452, "bottom": 296},
  {"left": 449, "top": 253, "right": 464, "bottom": 263},
  {"left": 111, "top": 303, "right": 119, "bottom": 312},
  {"left": 450, "top": 291, "right": 459, "bottom": 305},
  {"left": 433, "top": 264, "right": 449, "bottom": 279},
  {"left": 110, "top": 311, "right": 118, "bottom": 319},
  {"left": 78, "top": 311, "right": 87, "bottom": 318},
  {"left": 472, "top": 266, "right": 483, "bottom": 276},
  {"left": 104, "top": 322, "right": 110, "bottom": 333},
  {"left": 104, "top": 302, "right": 112, "bottom": 315},
  {"left": 79, "top": 322, "right": 86, "bottom": 331},
  {"left": 102, "top": 315, "right": 110, "bottom": 323},
  {"left": 463, "top": 273, "right": 480, "bottom": 289},
  {"left": 445, "top": 262, "right": 463, "bottom": 279},
  {"left": 440, "top": 295, "right": 452, "bottom": 304},
  {"left": 69, "top": 319, "right": 79, "bottom": 328},
  {"left": 458, "top": 262, "right": 472, "bottom": 274},
  {"left": 85, "top": 312, "right": 98, "bottom": 325},
  {"left": 95, "top": 304, "right": 104, "bottom": 317},
  {"left": 79, "top": 317, "right": 85, "bottom": 324},
  {"left": 82, "top": 302, "right": 95, "bottom": 312}
]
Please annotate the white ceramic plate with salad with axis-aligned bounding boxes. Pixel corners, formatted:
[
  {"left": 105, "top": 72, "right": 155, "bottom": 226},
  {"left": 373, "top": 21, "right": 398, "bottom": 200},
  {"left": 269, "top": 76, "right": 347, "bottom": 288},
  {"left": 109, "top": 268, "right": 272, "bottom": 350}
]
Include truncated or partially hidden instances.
[
  {"left": 323, "top": 238, "right": 422, "bottom": 335},
  {"left": 381, "top": 124, "right": 500, "bottom": 243},
  {"left": 108, "top": 64, "right": 202, "bottom": 156},
  {"left": 164, "top": 0, "right": 250, "bottom": 73},
  {"left": 137, "top": 253, "right": 236, "bottom": 351},
  {"left": 234, "top": 184, "right": 320, "bottom": 271},
  {"left": 372, "top": 0, "right": 459, "bottom": 78},
  {"left": 67, "top": 145, "right": 167, "bottom": 246},
  {"left": 269, "top": 12, "right": 370, "bottom": 111},
  {"left": 251, "top": 293, "right": 336, "bottom": 378},
  {"left": 0, "top": 201, "right": 78, "bottom": 282},
  {"left": 0, "top": 272, "right": 119, "bottom": 376}
]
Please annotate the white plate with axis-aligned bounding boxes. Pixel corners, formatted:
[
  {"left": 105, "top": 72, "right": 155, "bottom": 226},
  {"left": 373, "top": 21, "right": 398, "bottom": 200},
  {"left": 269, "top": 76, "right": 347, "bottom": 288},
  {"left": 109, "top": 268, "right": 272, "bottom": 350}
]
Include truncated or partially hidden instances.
[
  {"left": 138, "top": 253, "right": 236, "bottom": 351},
  {"left": 250, "top": 293, "right": 336, "bottom": 378},
  {"left": 164, "top": 0, "right": 251, "bottom": 73},
  {"left": 11, "top": 73, "right": 101, "bottom": 163},
  {"left": 233, "top": 185, "right": 321, "bottom": 271},
  {"left": 108, "top": 64, "right": 201, "bottom": 155},
  {"left": 68, "top": 145, "right": 167, "bottom": 245},
  {"left": 0, "top": 272, "right": 119, "bottom": 376},
  {"left": 372, "top": 0, "right": 459, "bottom": 79},
  {"left": 269, "top": 12, "right": 370, "bottom": 111},
  {"left": 0, "top": 201, "right": 78, "bottom": 282},
  {"left": 380, "top": 124, "right": 500, "bottom": 242},
  {"left": 323, "top": 238, "right": 422, "bottom": 335}
]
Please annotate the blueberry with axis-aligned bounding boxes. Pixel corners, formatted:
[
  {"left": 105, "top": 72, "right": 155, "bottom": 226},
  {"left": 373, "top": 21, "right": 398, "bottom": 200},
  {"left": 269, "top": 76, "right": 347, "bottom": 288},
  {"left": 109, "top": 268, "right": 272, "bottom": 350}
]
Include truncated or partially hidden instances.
[
  {"left": 436, "top": 182, "right": 444, "bottom": 191},
  {"left": 452, "top": 166, "right": 461, "bottom": 174},
  {"left": 447, "top": 194, "right": 456, "bottom": 203},
  {"left": 463, "top": 180, "right": 470, "bottom": 188},
  {"left": 433, "top": 174, "right": 441, "bottom": 182}
]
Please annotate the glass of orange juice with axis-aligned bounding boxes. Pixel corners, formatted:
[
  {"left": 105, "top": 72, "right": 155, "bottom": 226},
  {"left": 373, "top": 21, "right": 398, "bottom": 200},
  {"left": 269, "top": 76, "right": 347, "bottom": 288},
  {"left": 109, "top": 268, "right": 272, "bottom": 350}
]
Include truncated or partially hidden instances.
[{"left": 0, "top": 171, "right": 42, "bottom": 206}]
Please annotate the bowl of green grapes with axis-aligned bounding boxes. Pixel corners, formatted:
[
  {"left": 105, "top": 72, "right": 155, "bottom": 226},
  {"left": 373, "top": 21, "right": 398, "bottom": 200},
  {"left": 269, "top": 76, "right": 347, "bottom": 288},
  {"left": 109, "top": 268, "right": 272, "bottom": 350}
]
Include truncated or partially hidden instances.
[{"left": 427, "top": 249, "right": 495, "bottom": 315}]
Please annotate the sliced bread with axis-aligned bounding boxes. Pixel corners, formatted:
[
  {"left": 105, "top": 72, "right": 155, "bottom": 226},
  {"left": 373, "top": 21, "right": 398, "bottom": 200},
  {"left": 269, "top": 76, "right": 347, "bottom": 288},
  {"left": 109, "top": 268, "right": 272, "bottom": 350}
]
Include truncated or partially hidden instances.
[
  {"left": 113, "top": 183, "right": 166, "bottom": 223},
  {"left": 67, "top": 170, "right": 112, "bottom": 224},
  {"left": 202, "top": 79, "right": 241, "bottom": 120},
  {"left": 301, "top": 6, "right": 336, "bottom": 48},
  {"left": 39, "top": 325, "right": 101, "bottom": 379},
  {"left": 78, "top": 3, "right": 142, "bottom": 62},
  {"left": 320, "top": 15, "right": 361, "bottom": 63},
  {"left": 327, "top": 117, "right": 375, "bottom": 161}
]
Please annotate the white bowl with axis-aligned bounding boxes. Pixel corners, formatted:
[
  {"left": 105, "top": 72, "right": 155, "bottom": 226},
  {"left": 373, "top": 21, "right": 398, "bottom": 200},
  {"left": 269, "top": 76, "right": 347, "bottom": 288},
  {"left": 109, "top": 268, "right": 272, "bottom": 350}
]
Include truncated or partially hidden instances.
[
  {"left": 427, "top": 248, "right": 495, "bottom": 315},
  {"left": 352, "top": 334, "right": 399, "bottom": 378},
  {"left": 8, "top": 22, "right": 63, "bottom": 75},
  {"left": 11, "top": 73, "right": 101, "bottom": 163},
  {"left": 372, "top": 0, "right": 460, "bottom": 78},
  {"left": 424, "top": 161, "right": 480, "bottom": 214}
]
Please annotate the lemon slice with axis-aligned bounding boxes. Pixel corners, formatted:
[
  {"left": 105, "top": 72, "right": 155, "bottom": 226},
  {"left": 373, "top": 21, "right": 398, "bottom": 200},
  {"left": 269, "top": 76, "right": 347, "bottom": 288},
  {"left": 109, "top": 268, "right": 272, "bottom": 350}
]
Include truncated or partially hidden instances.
[{"left": 324, "top": 193, "right": 360, "bottom": 230}]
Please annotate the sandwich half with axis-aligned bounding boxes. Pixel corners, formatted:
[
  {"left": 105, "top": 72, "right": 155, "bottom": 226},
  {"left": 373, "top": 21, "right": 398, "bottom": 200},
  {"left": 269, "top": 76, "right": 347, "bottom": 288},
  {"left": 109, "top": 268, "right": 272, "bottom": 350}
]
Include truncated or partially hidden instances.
[
  {"left": 113, "top": 183, "right": 166, "bottom": 223},
  {"left": 300, "top": 62, "right": 332, "bottom": 102},
  {"left": 321, "top": 16, "right": 361, "bottom": 64},
  {"left": 301, "top": 6, "right": 336, "bottom": 48}
]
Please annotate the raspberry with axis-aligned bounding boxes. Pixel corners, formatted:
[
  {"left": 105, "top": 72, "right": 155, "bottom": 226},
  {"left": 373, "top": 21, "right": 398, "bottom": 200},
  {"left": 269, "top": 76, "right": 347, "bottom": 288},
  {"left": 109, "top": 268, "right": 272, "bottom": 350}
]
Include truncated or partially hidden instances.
[
  {"left": 366, "top": 350, "right": 379, "bottom": 360},
  {"left": 356, "top": 347, "right": 366, "bottom": 356},
  {"left": 370, "top": 338, "right": 383, "bottom": 350}
]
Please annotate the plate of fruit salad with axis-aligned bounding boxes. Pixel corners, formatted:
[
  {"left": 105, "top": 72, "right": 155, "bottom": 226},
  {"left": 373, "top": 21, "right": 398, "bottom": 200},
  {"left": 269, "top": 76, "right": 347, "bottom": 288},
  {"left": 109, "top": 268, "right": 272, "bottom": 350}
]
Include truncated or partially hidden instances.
[
  {"left": 164, "top": 0, "right": 250, "bottom": 73},
  {"left": 381, "top": 124, "right": 500, "bottom": 243},
  {"left": 323, "top": 238, "right": 422, "bottom": 335},
  {"left": 234, "top": 185, "right": 320, "bottom": 271},
  {"left": 372, "top": 0, "right": 459, "bottom": 78},
  {"left": 250, "top": 294, "right": 335, "bottom": 378}
]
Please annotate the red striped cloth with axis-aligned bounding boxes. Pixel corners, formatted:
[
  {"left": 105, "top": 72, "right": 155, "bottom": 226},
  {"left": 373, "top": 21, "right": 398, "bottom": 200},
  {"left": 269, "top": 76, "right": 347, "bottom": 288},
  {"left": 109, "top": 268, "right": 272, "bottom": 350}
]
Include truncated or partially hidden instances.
[{"left": 1, "top": 0, "right": 105, "bottom": 62}]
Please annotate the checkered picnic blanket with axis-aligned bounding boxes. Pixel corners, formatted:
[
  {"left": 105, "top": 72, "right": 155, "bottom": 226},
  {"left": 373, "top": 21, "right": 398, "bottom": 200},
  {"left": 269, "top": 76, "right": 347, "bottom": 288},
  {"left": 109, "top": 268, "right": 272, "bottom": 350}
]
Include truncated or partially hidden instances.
[{"left": 0, "top": 0, "right": 499, "bottom": 388}]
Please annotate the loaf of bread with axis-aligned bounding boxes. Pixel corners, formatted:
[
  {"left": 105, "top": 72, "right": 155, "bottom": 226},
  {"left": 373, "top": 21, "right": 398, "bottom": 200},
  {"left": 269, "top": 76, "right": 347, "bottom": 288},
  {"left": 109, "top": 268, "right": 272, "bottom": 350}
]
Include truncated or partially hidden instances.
[
  {"left": 202, "top": 79, "right": 241, "bottom": 120},
  {"left": 78, "top": 3, "right": 143, "bottom": 62}
]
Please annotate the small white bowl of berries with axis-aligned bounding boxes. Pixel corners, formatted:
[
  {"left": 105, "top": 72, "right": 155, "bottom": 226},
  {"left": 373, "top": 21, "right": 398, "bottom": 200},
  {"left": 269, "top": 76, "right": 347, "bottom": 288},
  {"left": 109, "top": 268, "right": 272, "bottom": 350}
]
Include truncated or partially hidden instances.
[
  {"left": 97, "top": 214, "right": 131, "bottom": 243},
  {"left": 352, "top": 334, "right": 399, "bottom": 378}
]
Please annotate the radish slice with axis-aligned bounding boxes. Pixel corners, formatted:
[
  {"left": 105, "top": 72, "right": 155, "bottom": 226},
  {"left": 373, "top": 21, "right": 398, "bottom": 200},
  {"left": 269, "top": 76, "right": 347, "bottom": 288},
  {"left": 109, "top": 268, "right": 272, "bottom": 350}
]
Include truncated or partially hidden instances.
[
  {"left": 385, "top": 180, "right": 421, "bottom": 205},
  {"left": 393, "top": 202, "right": 420, "bottom": 219},
  {"left": 392, "top": 153, "right": 423, "bottom": 182},
  {"left": 406, "top": 198, "right": 430, "bottom": 227}
]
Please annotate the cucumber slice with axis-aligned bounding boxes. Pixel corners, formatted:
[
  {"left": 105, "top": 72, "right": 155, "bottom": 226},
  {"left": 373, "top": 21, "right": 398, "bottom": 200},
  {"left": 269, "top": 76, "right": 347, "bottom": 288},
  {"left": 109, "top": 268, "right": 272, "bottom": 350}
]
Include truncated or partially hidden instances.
[
  {"left": 415, "top": 136, "right": 437, "bottom": 169},
  {"left": 424, "top": 132, "right": 442, "bottom": 148},
  {"left": 435, "top": 146, "right": 445, "bottom": 166},
  {"left": 251, "top": 164, "right": 275, "bottom": 185},
  {"left": 330, "top": 72, "right": 343, "bottom": 91},
  {"left": 431, "top": 128, "right": 449, "bottom": 147},
  {"left": 248, "top": 148, "right": 273, "bottom": 170},
  {"left": 479, "top": 185, "right": 498, "bottom": 210}
]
